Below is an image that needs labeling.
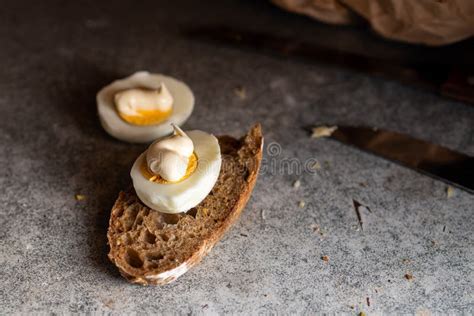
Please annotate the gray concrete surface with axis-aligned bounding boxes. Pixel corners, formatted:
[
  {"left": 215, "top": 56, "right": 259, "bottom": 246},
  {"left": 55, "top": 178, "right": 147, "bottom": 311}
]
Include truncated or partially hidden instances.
[{"left": 1, "top": 0, "right": 473, "bottom": 314}]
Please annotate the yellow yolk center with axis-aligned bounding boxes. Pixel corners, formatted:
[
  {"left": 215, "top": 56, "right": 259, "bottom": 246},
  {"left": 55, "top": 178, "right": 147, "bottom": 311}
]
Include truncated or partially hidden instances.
[
  {"left": 119, "top": 108, "right": 172, "bottom": 126},
  {"left": 141, "top": 152, "right": 198, "bottom": 184}
]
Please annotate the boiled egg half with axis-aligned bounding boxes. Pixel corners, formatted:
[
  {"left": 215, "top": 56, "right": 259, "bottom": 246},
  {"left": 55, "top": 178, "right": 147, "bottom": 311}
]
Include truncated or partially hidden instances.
[
  {"left": 97, "top": 71, "right": 194, "bottom": 143},
  {"left": 131, "top": 125, "right": 221, "bottom": 214}
]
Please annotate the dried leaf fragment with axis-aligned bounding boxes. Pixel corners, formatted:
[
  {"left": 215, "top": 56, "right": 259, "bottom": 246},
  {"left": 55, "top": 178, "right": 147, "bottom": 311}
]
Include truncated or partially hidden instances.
[
  {"left": 447, "top": 186, "right": 455, "bottom": 198},
  {"left": 311, "top": 125, "right": 338, "bottom": 138},
  {"left": 234, "top": 85, "right": 247, "bottom": 100},
  {"left": 75, "top": 194, "right": 86, "bottom": 201},
  {"left": 310, "top": 161, "right": 321, "bottom": 170}
]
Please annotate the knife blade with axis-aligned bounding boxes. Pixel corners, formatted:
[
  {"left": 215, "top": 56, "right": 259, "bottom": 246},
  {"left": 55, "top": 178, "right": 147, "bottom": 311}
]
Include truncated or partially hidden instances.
[
  {"left": 329, "top": 126, "right": 474, "bottom": 193},
  {"left": 185, "top": 26, "right": 474, "bottom": 104}
]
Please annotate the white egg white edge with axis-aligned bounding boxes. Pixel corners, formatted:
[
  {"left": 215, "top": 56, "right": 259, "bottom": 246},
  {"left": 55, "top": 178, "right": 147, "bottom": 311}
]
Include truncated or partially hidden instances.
[
  {"left": 97, "top": 71, "right": 194, "bottom": 143},
  {"left": 131, "top": 130, "right": 222, "bottom": 214}
]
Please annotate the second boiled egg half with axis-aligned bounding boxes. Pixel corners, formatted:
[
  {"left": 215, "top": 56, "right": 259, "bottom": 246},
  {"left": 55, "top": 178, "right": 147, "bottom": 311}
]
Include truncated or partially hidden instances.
[{"left": 97, "top": 71, "right": 194, "bottom": 143}]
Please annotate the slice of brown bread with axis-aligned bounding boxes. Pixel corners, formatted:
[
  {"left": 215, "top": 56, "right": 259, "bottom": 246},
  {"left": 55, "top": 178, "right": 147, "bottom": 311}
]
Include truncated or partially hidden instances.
[{"left": 107, "top": 124, "right": 263, "bottom": 285}]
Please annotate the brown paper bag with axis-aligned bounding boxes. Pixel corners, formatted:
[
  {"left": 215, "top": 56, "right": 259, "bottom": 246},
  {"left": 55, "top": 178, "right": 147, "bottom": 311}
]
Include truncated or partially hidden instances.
[
  {"left": 272, "top": 0, "right": 474, "bottom": 45},
  {"left": 272, "top": 0, "right": 356, "bottom": 25}
]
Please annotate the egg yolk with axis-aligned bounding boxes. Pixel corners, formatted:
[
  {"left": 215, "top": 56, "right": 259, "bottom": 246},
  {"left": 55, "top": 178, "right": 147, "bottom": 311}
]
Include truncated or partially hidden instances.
[
  {"left": 119, "top": 108, "right": 173, "bottom": 126},
  {"left": 141, "top": 152, "right": 198, "bottom": 184}
]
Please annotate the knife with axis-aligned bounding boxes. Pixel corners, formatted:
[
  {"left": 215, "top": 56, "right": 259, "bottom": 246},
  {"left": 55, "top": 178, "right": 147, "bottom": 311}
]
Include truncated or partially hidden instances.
[
  {"left": 185, "top": 26, "right": 474, "bottom": 105},
  {"left": 329, "top": 126, "right": 474, "bottom": 193}
]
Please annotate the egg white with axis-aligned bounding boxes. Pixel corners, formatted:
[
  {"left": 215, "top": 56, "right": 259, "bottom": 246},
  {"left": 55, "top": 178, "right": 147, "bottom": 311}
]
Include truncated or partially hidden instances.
[
  {"left": 97, "top": 71, "right": 194, "bottom": 143},
  {"left": 131, "top": 130, "right": 222, "bottom": 214}
]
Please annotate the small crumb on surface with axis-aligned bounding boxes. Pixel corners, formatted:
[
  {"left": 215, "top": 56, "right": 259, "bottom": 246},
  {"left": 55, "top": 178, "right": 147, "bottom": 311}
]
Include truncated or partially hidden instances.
[
  {"left": 310, "top": 224, "right": 320, "bottom": 233},
  {"left": 321, "top": 255, "right": 329, "bottom": 262},
  {"left": 447, "top": 186, "right": 455, "bottom": 198},
  {"left": 298, "top": 200, "right": 305, "bottom": 208},
  {"left": 293, "top": 179, "right": 301, "bottom": 188},
  {"left": 75, "top": 194, "right": 86, "bottom": 201},
  {"left": 261, "top": 209, "right": 266, "bottom": 220},
  {"left": 234, "top": 85, "right": 246, "bottom": 100},
  {"left": 359, "top": 312, "right": 366, "bottom": 316},
  {"left": 311, "top": 125, "right": 338, "bottom": 139},
  {"left": 319, "top": 228, "right": 327, "bottom": 237},
  {"left": 367, "top": 297, "right": 370, "bottom": 306},
  {"left": 416, "top": 309, "right": 432, "bottom": 316},
  {"left": 102, "top": 298, "right": 115, "bottom": 309},
  {"left": 405, "top": 273, "right": 414, "bottom": 280},
  {"left": 352, "top": 199, "right": 367, "bottom": 230},
  {"left": 310, "top": 161, "right": 321, "bottom": 170}
]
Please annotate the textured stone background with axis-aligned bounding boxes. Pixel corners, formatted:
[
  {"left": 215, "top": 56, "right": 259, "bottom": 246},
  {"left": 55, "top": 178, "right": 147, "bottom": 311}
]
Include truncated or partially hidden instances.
[{"left": 1, "top": 0, "right": 473, "bottom": 314}]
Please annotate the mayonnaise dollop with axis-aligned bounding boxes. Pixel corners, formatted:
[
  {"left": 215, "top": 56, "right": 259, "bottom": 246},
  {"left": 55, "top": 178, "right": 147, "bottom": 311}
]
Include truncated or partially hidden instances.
[
  {"left": 114, "top": 83, "right": 173, "bottom": 117},
  {"left": 146, "top": 124, "right": 194, "bottom": 182}
]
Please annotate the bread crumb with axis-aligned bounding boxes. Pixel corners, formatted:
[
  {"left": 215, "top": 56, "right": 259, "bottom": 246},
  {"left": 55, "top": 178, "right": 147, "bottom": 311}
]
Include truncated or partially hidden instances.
[
  {"left": 447, "top": 186, "right": 455, "bottom": 198},
  {"left": 298, "top": 200, "right": 305, "bottom": 208},
  {"left": 149, "top": 175, "right": 157, "bottom": 182},
  {"left": 359, "top": 312, "right": 366, "bottom": 316},
  {"left": 75, "top": 194, "right": 86, "bottom": 201},
  {"left": 321, "top": 255, "right": 329, "bottom": 262},
  {"left": 311, "top": 125, "right": 338, "bottom": 139},
  {"left": 293, "top": 180, "right": 301, "bottom": 188},
  {"left": 234, "top": 85, "right": 246, "bottom": 100},
  {"left": 405, "top": 273, "right": 414, "bottom": 280}
]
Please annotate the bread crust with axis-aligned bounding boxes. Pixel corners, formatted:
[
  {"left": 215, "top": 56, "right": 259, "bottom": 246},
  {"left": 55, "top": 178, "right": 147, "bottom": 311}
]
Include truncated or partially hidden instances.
[{"left": 107, "top": 124, "right": 263, "bottom": 285}]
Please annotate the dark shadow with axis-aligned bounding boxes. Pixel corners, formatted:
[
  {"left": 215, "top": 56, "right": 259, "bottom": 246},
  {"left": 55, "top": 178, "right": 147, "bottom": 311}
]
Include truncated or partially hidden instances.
[
  {"left": 48, "top": 58, "right": 146, "bottom": 280},
  {"left": 50, "top": 57, "right": 122, "bottom": 141}
]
